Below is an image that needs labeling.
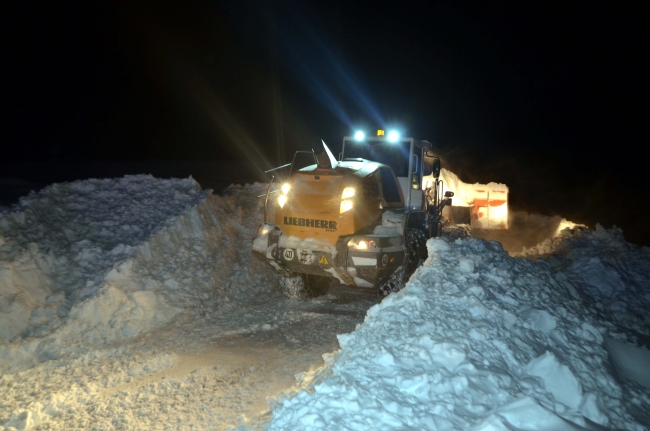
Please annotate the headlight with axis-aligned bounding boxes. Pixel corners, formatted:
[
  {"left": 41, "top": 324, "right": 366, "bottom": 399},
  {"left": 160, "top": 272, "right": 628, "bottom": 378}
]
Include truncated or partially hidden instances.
[
  {"left": 341, "top": 187, "right": 355, "bottom": 199},
  {"left": 350, "top": 239, "right": 377, "bottom": 249},
  {"left": 340, "top": 199, "right": 353, "bottom": 213},
  {"left": 278, "top": 194, "right": 287, "bottom": 208},
  {"left": 281, "top": 183, "right": 291, "bottom": 195},
  {"left": 354, "top": 131, "right": 365, "bottom": 141},
  {"left": 387, "top": 130, "right": 400, "bottom": 143}
]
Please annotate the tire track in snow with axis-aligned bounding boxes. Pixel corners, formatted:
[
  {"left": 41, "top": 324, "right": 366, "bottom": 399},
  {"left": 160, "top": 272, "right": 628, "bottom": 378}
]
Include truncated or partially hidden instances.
[{"left": 1, "top": 284, "right": 377, "bottom": 430}]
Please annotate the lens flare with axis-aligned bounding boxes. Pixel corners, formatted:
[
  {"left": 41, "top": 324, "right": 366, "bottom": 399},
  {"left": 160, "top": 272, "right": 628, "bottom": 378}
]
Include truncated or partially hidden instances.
[
  {"left": 340, "top": 199, "right": 353, "bottom": 213},
  {"left": 341, "top": 187, "right": 355, "bottom": 199}
]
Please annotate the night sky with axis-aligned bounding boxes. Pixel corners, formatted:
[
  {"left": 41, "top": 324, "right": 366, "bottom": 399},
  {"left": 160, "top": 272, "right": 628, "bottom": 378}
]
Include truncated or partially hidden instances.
[{"left": 3, "top": 1, "right": 649, "bottom": 245}]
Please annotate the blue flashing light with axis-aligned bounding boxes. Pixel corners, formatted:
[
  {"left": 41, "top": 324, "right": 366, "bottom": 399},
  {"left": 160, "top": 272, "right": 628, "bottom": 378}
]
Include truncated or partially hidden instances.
[
  {"left": 354, "top": 130, "right": 365, "bottom": 141},
  {"left": 387, "top": 130, "right": 400, "bottom": 143}
]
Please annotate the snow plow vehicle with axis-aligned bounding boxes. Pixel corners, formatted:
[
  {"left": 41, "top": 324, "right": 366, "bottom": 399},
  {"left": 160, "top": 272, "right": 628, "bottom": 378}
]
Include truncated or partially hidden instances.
[{"left": 252, "top": 131, "right": 506, "bottom": 298}]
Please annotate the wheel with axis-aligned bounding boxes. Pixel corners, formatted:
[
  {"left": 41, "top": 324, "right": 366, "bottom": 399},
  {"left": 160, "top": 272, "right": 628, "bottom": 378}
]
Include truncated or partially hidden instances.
[
  {"left": 280, "top": 273, "right": 331, "bottom": 300},
  {"left": 405, "top": 228, "right": 428, "bottom": 271},
  {"left": 379, "top": 229, "right": 427, "bottom": 296}
]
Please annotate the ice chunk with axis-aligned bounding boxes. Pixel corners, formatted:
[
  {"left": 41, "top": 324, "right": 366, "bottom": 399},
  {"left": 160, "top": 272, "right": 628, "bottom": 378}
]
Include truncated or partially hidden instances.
[
  {"left": 522, "top": 309, "right": 557, "bottom": 333},
  {"left": 427, "top": 237, "right": 451, "bottom": 255},
  {"left": 604, "top": 336, "right": 650, "bottom": 390},
  {"left": 475, "top": 396, "right": 591, "bottom": 431},
  {"left": 459, "top": 257, "right": 475, "bottom": 273},
  {"left": 431, "top": 342, "right": 467, "bottom": 372},
  {"left": 526, "top": 351, "right": 582, "bottom": 409}
]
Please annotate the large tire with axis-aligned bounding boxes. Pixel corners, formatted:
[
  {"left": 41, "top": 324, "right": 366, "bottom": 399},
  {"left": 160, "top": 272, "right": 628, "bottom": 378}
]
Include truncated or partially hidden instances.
[
  {"left": 280, "top": 273, "right": 331, "bottom": 300},
  {"left": 379, "top": 229, "right": 427, "bottom": 296}
]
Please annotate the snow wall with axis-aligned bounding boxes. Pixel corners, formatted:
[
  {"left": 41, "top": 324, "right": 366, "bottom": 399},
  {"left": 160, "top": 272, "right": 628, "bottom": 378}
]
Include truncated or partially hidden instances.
[
  {"left": 0, "top": 175, "right": 276, "bottom": 374},
  {"left": 267, "top": 228, "right": 650, "bottom": 430},
  {"left": 2, "top": 174, "right": 650, "bottom": 430}
]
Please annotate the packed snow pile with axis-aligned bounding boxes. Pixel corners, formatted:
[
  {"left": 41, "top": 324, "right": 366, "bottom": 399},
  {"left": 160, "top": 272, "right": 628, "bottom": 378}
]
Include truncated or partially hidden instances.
[
  {"left": 0, "top": 175, "right": 275, "bottom": 374},
  {"left": 546, "top": 225, "right": 650, "bottom": 338},
  {"left": 473, "top": 211, "right": 588, "bottom": 255},
  {"left": 514, "top": 218, "right": 587, "bottom": 258},
  {"left": 267, "top": 230, "right": 650, "bottom": 430}
]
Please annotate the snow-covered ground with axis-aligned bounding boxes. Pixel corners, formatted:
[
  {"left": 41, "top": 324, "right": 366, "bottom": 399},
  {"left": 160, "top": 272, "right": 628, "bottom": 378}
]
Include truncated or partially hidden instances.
[
  {"left": 267, "top": 226, "right": 650, "bottom": 430},
  {"left": 1, "top": 174, "right": 649, "bottom": 430},
  {"left": 0, "top": 175, "right": 378, "bottom": 430}
]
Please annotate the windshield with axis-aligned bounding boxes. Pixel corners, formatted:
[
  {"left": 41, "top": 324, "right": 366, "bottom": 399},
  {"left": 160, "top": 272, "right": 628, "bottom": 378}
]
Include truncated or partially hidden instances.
[{"left": 343, "top": 140, "right": 410, "bottom": 177}]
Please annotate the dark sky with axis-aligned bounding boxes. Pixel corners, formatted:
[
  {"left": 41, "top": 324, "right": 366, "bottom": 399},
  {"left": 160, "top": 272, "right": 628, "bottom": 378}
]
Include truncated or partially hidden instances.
[{"left": 3, "top": 1, "right": 650, "bottom": 245}]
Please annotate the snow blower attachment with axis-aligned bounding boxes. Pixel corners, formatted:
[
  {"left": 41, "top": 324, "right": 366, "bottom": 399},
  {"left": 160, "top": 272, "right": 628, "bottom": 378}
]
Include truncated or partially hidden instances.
[{"left": 253, "top": 133, "right": 508, "bottom": 299}]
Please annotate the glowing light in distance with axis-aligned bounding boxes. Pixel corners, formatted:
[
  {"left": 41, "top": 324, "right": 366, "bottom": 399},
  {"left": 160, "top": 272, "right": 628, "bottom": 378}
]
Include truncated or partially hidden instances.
[
  {"left": 357, "top": 240, "right": 368, "bottom": 249},
  {"left": 259, "top": 226, "right": 270, "bottom": 236},
  {"left": 281, "top": 183, "right": 291, "bottom": 195},
  {"left": 340, "top": 199, "right": 353, "bottom": 213},
  {"left": 278, "top": 194, "right": 287, "bottom": 208},
  {"left": 387, "top": 130, "right": 400, "bottom": 143},
  {"left": 354, "top": 131, "right": 365, "bottom": 141},
  {"left": 341, "top": 187, "right": 355, "bottom": 199}
]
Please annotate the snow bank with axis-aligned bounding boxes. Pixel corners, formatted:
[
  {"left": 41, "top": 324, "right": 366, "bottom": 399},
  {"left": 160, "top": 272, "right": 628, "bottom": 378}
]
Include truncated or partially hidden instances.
[
  {"left": 514, "top": 219, "right": 587, "bottom": 257},
  {"left": 473, "top": 211, "right": 587, "bottom": 255},
  {"left": 548, "top": 225, "right": 650, "bottom": 338},
  {"left": 0, "top": 176, "right": 275, "bottom": 374},
  {"left": 267, "top": 230, "right": 650, "bottom": 430}
]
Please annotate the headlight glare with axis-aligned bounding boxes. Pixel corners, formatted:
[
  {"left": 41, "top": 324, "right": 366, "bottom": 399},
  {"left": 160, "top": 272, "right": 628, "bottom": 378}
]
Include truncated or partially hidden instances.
[
  {"left": 349, "top": 238, "right": 377, "bottom": 249},
  {"left": 340, "top": 199, "right": 353, "bottom": 213},
  {"left": 281, "top": 183, "right": 291, "bottom": 195},
  {"left": 278, "top": 194, "right": 287, "bottom": 208},
  {"left": 341, "top": 187, "right": 355, "bottom": 199}
]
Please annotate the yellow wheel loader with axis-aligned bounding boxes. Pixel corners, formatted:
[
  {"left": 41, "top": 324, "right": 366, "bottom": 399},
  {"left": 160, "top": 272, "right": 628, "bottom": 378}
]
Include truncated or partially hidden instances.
[{"left": 252, "top": 133, "right": 465, "bottom": 299}]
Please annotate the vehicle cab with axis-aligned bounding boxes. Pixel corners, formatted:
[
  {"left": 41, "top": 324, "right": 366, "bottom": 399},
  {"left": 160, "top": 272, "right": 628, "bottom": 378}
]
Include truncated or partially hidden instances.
[{"left": 340, "top": 131, "right": 440, "bottom": 211}]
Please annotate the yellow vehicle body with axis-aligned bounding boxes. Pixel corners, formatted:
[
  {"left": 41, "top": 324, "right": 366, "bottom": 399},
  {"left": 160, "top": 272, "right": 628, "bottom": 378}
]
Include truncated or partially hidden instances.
[
  {"left": 275, "top": 168, "right": 383, "bottom": 244},
  {"left": 252, "top": 135, "right": 492, "bottom": 298},
  {"left": 253, "top": 159, "right": 412, "bottom": 292}
]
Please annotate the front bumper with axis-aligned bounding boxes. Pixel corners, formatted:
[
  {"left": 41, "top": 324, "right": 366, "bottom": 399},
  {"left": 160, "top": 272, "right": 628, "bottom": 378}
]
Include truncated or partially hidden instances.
[{"left": 252, "top": 224, "right": 404, "bottom": 288}]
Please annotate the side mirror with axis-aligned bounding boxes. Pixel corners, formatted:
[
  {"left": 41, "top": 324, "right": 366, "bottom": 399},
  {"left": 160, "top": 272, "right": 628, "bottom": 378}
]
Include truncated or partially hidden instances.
[
  {"left": 432, "top": 158, "right": 441, "bottom": 179},
  {"left": 423, "top": 153, "right": 441, "bottom": 178},
  {"left": 444, "top": 191, "right": 454, "bottom": 198}
]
